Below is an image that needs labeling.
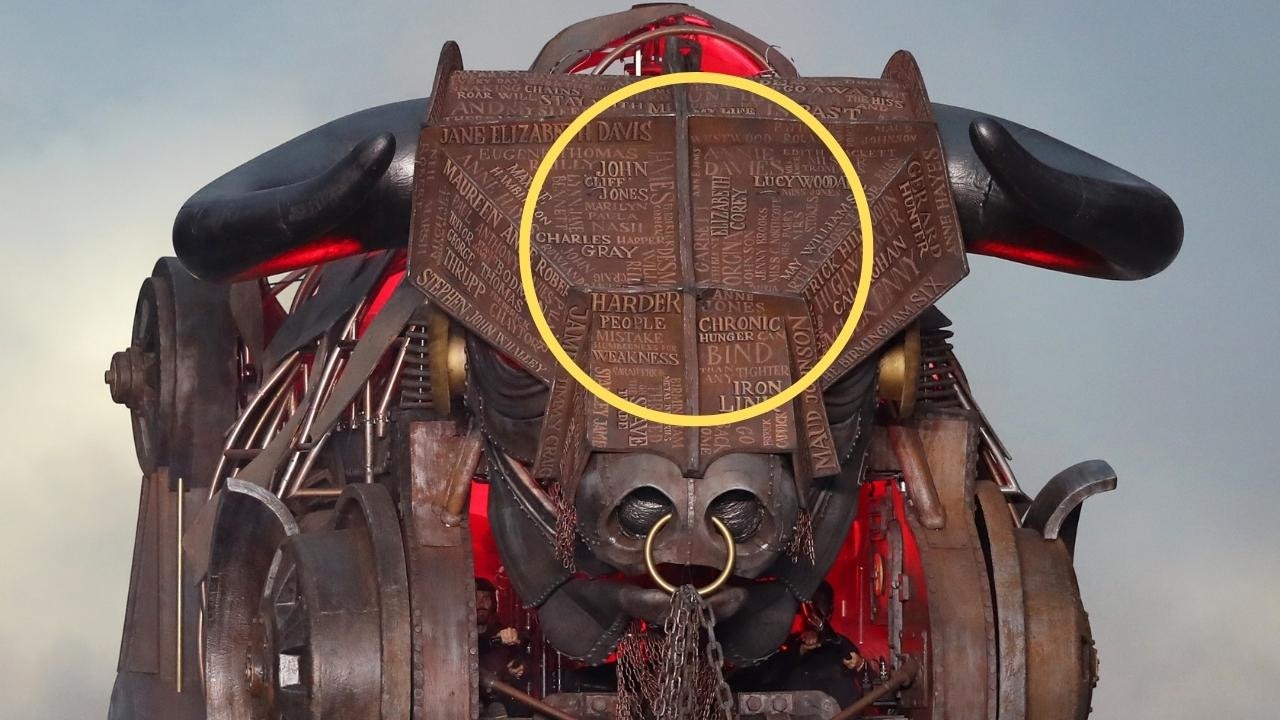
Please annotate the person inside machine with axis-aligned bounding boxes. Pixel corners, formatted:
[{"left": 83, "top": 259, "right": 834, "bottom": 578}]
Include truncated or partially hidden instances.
[
  {"left": 741, "top": 581, "right": 871, "bottom": 708},
  {"left": 476, "top": 578, "right": 532, "bottom": 718}
]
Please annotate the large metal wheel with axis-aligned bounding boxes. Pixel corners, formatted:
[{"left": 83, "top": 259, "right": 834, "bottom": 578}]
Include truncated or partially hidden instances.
[
  {"left": 1016, "top": 528, "right": 1097, "bottom": 720},
  {"left": 976, "top": 481, "right": 1028, "bottom": 720},
  {"left": 205, "top": 482, "right": 410, "bottom": 720},
  {"left": 203, "top": 482, "right": 300, "bottom": 720},
  {"left": 976, "top": 480, "right": 1098, "bottom": 720},
  {"left": 107, "top": 275, "right": 166, "bottom": 472},
  {"left": 107, "top": 257, "right": 238, "bottom": 485}
]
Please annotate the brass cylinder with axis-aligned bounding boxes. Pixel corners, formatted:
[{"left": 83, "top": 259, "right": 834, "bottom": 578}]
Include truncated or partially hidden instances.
[{"left": 877, "top": 323, "right": 922, "bottom": 418}]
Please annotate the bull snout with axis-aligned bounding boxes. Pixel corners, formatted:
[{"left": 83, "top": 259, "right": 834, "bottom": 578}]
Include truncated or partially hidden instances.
[{"left": 575, "top": 452, "right": 798, "bottom": 579}]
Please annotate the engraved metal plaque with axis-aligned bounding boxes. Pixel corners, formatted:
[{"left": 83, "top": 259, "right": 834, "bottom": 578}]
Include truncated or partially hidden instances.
[{"left": 409, "top": 51, "right": 966, "bottom": 478}]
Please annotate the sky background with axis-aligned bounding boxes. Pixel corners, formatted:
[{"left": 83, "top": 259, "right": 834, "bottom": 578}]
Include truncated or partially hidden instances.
[{"left": 1, "top": 1, "right": 1277, "bottom": 718}]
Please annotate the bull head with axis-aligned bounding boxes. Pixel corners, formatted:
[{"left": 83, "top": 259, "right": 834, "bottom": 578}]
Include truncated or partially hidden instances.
[{"left": 169, "top": 18, "right": 1181, "bottom": 668}]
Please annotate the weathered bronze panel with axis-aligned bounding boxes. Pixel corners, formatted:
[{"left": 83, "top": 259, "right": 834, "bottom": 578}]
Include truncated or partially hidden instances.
[{"left": 410, "top": 60, "right": 965, "bottom": 476}]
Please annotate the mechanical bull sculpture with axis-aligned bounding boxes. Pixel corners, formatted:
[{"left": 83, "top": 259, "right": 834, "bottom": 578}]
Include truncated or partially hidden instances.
[{"left": 105, "top": 5, "right": 1181, "bottom": 720}]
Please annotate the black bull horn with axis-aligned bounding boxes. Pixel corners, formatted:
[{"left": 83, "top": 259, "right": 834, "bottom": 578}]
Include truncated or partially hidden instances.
[
  {"left": 172, "top": 98, "right": 1182, "bottom": 282},
  {"left": 172, "top": 99, "right": 426, "bottom": 282},
  {"left": 935, "top": 103, "right": 1183, "bottom": 280}
]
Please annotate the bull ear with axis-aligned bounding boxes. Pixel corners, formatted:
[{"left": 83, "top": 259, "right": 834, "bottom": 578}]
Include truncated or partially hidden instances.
[{"left": 172, "top": 132, "right": 395, "bottom": 282}]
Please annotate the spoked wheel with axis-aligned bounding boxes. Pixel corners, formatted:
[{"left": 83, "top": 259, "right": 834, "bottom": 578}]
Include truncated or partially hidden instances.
[
  {"left": 285, "top": 464, "right": 349, "bottom": 520},
  {"left": 212, "top": 483, "right": 410, "bottom": 720},
  {"left": 203, "top": 482, "right": 300, "bottom": 720}
]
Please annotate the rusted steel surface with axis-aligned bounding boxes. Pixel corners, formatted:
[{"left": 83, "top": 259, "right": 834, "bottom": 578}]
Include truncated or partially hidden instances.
[
  {"left": 1018, "top": 529, "right": 1098, "bottom": 720},
  {"left": 541, "top": 690, "right": 843, "bottom": 720},
  {"left": 110, "top": 467, "right": 207, "bottom": 720},
  {"left": 887, "top": 423, "right": 945, "bottom": 530},
  {"left": 901, "top": 411, "right": 996, "bottom": 720},
  {"left": 1023, "top": 459, "right": 1117, "bottom": 552},
  {"left": 398, "top": 420, "right": 481, "bottom": 719},
  {"left": 118, "top": 469, "right": 169, "bottom": 676},
  {"left": 332, "top": 486, "right": 413, "bottom": 720},
  {"left": 976, "top": 480, "right": 1028, "bottom": 720},
  {"left": 106, "top": 258, "right": 238, "bottom": 487},
  {"left": 202, "top": 481, "right": 301, "bottom": 720}
]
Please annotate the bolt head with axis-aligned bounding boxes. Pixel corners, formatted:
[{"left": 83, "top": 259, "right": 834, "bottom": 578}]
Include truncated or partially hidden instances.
[
  {"left": 244, "top": 649, "right": 267, "bottom": 696},
  {"left": 106, "top": 347, "right": 152, "bottom": 408}
]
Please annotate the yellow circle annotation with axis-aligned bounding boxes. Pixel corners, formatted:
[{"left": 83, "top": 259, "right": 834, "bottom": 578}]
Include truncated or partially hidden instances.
[{"left": 518, "top": 71, "right": 874, "bottom": 427}]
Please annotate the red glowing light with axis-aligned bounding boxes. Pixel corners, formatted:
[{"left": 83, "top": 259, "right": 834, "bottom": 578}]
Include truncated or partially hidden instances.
[
  {"left": 356, "top": 251, "right": 407, "bottom": 336},
  {"left": 567, "top": 14, "right": 769, "bottom": 77},
  {"left": 968, "top": 228, "right": 1106, "bottom": 276},
  {"left": 235, "top": 236, "right": 366, "bottom": 281}
]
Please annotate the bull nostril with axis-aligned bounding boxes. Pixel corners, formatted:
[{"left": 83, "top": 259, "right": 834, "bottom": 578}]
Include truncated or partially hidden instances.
[
  {"left": 707, "top": 490, "right": 764, "bottom": 541},
  {"left": 617, "top": 487, "right": 675, "bottom": 538}
]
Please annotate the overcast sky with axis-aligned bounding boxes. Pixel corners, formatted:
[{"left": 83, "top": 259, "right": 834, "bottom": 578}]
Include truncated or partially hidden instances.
[{"left": 1, "top": 1, "right": 1277, "bottom": 718}]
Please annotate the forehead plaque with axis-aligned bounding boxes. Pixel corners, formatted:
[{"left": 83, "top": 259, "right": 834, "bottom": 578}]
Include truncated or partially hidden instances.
[{"left": 408, "top": 54, "right": 966, "bottom": 477}]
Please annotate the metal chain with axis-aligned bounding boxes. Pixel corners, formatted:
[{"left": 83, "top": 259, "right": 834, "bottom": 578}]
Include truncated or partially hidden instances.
[
  {"left": 616, "top": 586, "right": 736, "bottom": 720},
  {"left": 616, "top": 629, "right": 648, "bottom": 720},
  {"left": 698, "top": 598, "right": 736, "bottom": 720},
  {"left": 786, "top": 509, "right": 816, "bottom": 564},
  {"left": 548, "top": 482, "right": 578, "bottom": 571},
  {"left": 655, "top": 587, "right": 693, "bottom": 719}
]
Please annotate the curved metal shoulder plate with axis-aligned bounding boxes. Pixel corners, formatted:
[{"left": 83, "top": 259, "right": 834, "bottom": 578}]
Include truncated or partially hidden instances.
[{"left": 1022, "top": 459, "right": 1117, "bottom": 553}]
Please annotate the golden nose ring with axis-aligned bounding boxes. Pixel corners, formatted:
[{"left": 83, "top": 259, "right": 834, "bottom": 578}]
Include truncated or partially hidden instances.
[{"left": 643, "top": 513, "right": 736, "bottom": 596}]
